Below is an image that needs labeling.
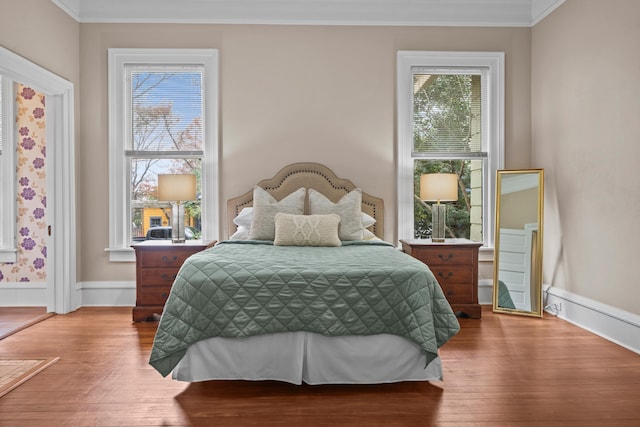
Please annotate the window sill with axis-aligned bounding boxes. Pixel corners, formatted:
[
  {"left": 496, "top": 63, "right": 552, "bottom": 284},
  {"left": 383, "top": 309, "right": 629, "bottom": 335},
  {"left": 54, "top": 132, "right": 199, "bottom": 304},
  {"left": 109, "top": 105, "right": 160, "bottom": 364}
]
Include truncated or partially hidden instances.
[
  {"left": 0, "top": 248, "right": 17, "bottom": 264},
  {"left": 105, "top": 247, "right": 135, "bottom": 263},
  {"left": 479, "top": 246, "right": 494, "bottom": 262}
]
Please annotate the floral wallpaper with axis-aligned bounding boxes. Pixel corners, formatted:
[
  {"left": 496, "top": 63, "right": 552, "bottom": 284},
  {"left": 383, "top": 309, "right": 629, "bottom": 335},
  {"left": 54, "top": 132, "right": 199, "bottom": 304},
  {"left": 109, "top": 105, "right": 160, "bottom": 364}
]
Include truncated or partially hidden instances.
[{"left": 0, "top": 84, "right": 47, "bottom": 283}]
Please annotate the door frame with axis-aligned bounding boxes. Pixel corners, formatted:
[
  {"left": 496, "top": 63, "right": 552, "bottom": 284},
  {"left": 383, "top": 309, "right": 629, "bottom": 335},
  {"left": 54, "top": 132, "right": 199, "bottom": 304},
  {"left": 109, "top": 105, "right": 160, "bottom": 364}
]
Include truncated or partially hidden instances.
[{"left": 0, "top": 47, "right": 76, "bottom": 313}]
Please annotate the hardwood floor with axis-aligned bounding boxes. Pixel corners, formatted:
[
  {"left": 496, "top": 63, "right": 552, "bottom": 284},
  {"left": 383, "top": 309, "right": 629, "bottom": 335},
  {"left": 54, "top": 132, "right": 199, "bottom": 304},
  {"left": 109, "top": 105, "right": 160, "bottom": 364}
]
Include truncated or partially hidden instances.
[
  {"left": 0, "top": 306, "right": 638, "bottom": 426},
  {"left": 0, "top": 307, "right": 52, "bottom": 340}
]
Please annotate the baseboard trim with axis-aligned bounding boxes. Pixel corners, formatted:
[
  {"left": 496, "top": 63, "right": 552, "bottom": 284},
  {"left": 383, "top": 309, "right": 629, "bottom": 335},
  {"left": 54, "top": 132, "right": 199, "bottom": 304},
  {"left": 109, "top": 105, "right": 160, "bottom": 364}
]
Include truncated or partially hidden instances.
[
  {"left": 75, "top": 281, "right": 135, "bottom": 308},
  {"left": 478, "top": 280, "right": 639, "bottom": 355},
  {"left": 478, "top": 279, "right": 493, "bottom": 305},
  {"left": 0, "top": 283, "right": 47, "bottom": 306},
  {"left": 544, "top": 286, "right": 640, "bottom": 355},
  {"left": 7, "top": 280, "right": 638, "bottom": 356}
]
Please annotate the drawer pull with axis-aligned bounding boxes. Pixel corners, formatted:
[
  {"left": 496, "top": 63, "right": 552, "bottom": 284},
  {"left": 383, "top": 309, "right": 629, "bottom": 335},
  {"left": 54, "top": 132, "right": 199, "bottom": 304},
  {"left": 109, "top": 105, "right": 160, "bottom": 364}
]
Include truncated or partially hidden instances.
[
  {"left": 161, "top": 292, "right": 169, "bottom": 300},
  {"left": 438, "top": 253, "right": 454, "bottom": 261},
  {"left": 437, "top": 271, "right": 454, "bottom": 279},
  {"left": 160, "top": 273, "right": 177, "bottom": 282},
  {"left": 161, "top": 255, "right": 178, "bottom": 263}
]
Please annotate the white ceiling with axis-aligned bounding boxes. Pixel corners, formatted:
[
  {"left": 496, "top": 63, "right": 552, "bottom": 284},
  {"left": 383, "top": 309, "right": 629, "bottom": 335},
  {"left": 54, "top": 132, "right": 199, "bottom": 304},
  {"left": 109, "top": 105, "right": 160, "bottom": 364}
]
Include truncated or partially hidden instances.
[{"left": 51, "top": 0, "right": 565, "bottom": 27}]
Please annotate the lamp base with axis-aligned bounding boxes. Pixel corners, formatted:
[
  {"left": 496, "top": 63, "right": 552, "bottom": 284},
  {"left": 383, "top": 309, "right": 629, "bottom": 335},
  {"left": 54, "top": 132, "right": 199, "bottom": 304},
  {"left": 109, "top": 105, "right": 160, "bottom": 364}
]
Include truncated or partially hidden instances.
[
  {"left": 171, "top": 202, "right": 187, "bottom": 244},
  {"left": 431, "top": 203, "right": 447, "bottom": 242}
]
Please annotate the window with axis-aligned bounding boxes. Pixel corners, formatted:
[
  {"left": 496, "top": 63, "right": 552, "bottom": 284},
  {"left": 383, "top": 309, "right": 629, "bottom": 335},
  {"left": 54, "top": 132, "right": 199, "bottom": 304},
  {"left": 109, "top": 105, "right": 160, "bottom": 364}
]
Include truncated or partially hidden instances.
[
  {"left": 107, "top": 49, "right": 219, "bottom": 261},
  {"left": 149, "top": 217, "right": 162, "bottom": 228},
  {"left": 397, "top": 51, "right": 504, "bottom": 247}
]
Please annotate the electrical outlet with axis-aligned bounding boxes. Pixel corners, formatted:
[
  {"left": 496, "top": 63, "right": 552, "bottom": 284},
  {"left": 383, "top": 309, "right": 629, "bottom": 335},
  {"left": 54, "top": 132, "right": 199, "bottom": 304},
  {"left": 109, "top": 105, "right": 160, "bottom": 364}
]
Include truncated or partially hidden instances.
[{"left": 544, "top": 302, "right": 562, "bottom": 314}]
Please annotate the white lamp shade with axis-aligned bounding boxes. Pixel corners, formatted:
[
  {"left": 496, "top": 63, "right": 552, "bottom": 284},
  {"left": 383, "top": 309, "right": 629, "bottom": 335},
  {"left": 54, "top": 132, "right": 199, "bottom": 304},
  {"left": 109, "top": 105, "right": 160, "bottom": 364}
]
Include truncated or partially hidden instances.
[
  {"left": 157, "top": 174, "right": 197, "bottom": 201},
  {"left": 420, "top": 173, "right": 458, "bottom": 202}
]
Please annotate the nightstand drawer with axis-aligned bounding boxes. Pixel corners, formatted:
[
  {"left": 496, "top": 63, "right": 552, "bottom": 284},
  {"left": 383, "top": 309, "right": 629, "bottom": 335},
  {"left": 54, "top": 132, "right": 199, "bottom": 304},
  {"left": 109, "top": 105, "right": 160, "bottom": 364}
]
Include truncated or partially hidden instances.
[
  {"left": 138, "top": 268, "right": 179, "bottom": 286},
  {"left": 413, "top": 247, "right": 474, "bottom": 266},
  {"left": 400, "top": 239, "right": 482, "bottom": 319},
  {"left": 440, "top": 284, "right": 474, "bottom": 304},
  {"left": 430, "top": 266, "right": 473, "bottom": 285},
  {"left": 137, "top": 251, "right": 192, "bottom": 268},
  {"left": 132, "top": 240, "right": 215, "bottom": 321},
  {"left": 139, "top": 285, "right": 172, "bottom": 305}
]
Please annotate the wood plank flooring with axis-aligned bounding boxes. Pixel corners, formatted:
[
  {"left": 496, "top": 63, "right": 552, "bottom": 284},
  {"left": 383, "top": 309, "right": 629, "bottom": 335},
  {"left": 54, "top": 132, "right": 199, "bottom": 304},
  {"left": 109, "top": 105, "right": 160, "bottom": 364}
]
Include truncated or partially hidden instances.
[
  {"left": 0, "top": 306, "right": 638, "bottom": 426},
  {"left": 0, "top": 307, "right": 52, "bottom": 340}
]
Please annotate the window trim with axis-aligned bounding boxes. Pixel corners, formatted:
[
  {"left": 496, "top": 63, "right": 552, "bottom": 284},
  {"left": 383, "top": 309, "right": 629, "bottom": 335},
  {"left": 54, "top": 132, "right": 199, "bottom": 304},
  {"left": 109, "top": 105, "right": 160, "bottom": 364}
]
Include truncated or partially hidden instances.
[
  {"left": 0, "top": 76, "right": 16, "bottom": 262},
  {"left": 107, "top": 48, "right": 219, "bottom": 262},
  {"left": 397, "top": 51, "right": 504, "bottom": 247}
]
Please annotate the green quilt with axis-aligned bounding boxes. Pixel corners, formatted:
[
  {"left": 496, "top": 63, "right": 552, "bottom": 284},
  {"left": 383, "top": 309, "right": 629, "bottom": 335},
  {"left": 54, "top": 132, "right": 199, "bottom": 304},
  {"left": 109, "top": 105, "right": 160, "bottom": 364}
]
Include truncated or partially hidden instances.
[
  {"left": 149, "top": 240, "right": 460, "bottom": 377},
  {"left": 497, "top": 280, "right": 516, "bottom": 309}
]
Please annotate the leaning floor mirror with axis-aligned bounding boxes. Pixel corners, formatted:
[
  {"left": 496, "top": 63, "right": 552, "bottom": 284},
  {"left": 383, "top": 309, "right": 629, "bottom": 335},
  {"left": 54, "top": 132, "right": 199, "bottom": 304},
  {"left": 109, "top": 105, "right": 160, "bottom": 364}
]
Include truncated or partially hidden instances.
[{"left": 493, "top": 169, "right": 544, "bottom": 317}]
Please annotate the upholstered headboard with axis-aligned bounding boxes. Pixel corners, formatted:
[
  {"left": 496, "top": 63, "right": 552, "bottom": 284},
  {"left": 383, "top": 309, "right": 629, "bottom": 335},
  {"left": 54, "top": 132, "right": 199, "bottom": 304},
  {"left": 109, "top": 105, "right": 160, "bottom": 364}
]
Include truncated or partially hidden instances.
[{"left": 226, "top": 162, "right": 384, "bottom": 240}]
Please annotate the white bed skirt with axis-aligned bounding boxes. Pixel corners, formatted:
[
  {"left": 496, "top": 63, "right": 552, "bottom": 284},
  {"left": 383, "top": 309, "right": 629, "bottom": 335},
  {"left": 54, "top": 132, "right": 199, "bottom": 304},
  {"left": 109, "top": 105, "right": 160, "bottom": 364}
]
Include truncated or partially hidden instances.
[{"left": 172, "top": 332, "right": 443, "bottom": 385}]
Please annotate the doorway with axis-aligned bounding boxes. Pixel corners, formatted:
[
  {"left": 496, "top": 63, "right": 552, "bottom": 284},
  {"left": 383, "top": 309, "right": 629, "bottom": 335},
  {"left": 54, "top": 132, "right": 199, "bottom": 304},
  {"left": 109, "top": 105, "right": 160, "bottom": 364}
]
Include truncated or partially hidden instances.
[{"left": 0, "top": 47, "right": 76, "bottom": 314}]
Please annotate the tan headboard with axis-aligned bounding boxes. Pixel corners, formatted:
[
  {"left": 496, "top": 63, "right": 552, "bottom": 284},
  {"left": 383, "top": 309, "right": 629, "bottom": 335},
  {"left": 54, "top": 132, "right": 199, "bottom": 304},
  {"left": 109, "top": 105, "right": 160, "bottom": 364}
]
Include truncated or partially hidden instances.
[{"left": 226, "top": 162, "right": 384, "bottom": 240}]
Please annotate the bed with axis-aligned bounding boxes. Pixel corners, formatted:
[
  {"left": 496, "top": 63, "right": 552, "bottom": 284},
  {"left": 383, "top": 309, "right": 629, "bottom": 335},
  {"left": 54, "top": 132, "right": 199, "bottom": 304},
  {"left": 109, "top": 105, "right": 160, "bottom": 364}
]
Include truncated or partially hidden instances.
[{"left": 149, "top": 162, "right": 460, "bottom": 385}]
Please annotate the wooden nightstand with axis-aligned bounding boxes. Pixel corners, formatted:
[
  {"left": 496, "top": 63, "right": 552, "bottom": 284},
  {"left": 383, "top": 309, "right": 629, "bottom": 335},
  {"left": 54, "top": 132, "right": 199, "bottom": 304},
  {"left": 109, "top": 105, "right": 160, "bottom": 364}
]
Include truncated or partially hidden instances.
[
  {"left": 132, "top": 240, "right": 215, "bottom": 321},
  {"left": 400, "top": 238, "right": 483, "bottom": 319}
]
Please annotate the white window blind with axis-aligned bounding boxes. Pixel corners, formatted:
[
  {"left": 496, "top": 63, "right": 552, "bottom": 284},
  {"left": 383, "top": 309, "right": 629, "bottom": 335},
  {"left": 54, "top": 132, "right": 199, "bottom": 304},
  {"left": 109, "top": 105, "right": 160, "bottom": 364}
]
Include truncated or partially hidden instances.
[
  {"left": 411, "top": 67, "right": 487, "bottom": 155},
  {"left": 127, "top": 67, "right": 204, "bottom": 153}
]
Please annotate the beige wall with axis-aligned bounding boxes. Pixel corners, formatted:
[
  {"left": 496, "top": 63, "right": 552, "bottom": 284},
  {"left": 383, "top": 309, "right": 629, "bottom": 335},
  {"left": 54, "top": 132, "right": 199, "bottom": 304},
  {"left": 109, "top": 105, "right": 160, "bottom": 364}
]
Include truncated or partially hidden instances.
[
  {"left": 500, "top": 188, "right": 538, "bottom": 229},
  {"left": 532, "top": 0, "right": 640, "bottom": 315},
  {"left": 79, "top": 23, "right": 532, "bottom": 282},
  {"left": 0, "top": 0, "right": 80, "bottom": 279},
  {"left": 0, "top": 0, "right": 79, "bottom": 83},
  {"left": 4, "top": 0, "right": 637, "bottom": 319}
]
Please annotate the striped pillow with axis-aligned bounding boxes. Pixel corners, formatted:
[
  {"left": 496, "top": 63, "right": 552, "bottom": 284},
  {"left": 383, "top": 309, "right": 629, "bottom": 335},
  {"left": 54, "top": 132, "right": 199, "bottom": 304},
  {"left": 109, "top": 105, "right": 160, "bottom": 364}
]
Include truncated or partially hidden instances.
[{"left": 248, "top": 187, "right": 306, "bottom": 240}]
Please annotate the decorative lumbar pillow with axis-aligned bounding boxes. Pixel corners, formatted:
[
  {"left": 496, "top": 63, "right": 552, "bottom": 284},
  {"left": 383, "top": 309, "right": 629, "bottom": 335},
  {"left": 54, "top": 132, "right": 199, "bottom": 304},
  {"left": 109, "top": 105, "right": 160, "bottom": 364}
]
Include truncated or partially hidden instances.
[
  {"left": 248, "top": 186, "right": 306, "bottom": 240},
  {"left": 308, "top": 188, "right": 364, "bottom": 240},
  {"left": 274, "top": 213, "right": 341, "bottom": 247}
]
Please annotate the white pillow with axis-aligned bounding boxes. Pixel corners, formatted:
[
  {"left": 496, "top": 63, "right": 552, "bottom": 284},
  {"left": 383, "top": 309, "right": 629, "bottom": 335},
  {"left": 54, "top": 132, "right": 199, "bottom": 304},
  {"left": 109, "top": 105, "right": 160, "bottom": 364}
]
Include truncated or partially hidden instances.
[
  {"left": 248, "top": 187, "right": 306, "bottom": 240},
  {"left": 229, "top": 225, "right": 249, "bottom": 240},
  {"left": 308, "top": 188, "right": 363, "bottom": 240},
  {"left": 361, "top": 212, "right": 375, "bottom": 229},
  {"left": 363, "top": 229, "right": 381, "bottom": 241},
  {"left": 274, "top": 213, "right": 341, "bottom": 247},
  {"left": 233, "top": 207, "right": 253, "bottom": 229},
  {"left": 229, "top": 207, "right": 252, "bottom": 239},
  {"left": 230, "top": 197, "right": 377, "bottom": 240}
]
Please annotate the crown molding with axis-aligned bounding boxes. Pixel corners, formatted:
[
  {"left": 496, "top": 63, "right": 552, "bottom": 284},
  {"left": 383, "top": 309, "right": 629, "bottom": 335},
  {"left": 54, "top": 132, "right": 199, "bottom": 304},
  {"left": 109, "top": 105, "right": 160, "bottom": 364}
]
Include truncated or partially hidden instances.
[
  {"left": 51, "top": 0, "right": 565, "bottom": 27},
  {"left": 531, "top": 0, "right": 565, "bottom": 25},
  {"left": 50, "top": 0, "right": 80, "bottom": 22}
]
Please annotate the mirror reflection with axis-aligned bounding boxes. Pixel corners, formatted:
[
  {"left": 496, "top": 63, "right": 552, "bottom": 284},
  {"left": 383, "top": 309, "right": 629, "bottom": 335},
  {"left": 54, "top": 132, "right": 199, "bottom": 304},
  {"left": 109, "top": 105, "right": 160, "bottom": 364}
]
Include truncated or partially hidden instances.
[{"left": 493, "top": 169, "right": 544, "bottom": 317}]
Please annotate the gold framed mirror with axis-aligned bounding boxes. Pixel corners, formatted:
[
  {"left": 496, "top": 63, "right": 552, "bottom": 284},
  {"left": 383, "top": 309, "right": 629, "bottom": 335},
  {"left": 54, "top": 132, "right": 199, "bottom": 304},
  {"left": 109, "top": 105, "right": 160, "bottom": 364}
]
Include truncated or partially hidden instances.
[{"left": 493, "top": 169, "right": 544, "bottom": 317}]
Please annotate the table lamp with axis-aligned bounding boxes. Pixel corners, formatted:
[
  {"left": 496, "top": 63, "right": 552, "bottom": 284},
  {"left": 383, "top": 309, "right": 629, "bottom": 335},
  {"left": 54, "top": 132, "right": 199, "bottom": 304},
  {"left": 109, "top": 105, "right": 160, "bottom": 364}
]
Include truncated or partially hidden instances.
[
  {"left": 420, "top": 173, "right": 458, "bottom": 242},
  {"left": 157, "top": 174, "right": 197, "bottom": 243}
]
